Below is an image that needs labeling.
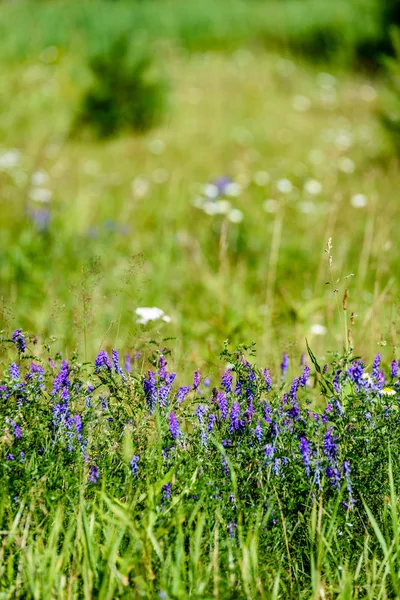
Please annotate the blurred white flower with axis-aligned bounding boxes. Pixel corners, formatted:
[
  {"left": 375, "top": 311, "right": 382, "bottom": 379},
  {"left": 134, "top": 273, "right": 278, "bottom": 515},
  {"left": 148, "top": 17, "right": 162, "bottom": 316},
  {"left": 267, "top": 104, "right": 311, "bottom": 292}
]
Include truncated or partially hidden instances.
[
  {"left": 131, "top": 177, "right": 149, "bottom": 199},
  {"left": 224, "top": 182, "right": 242, "bottom": 197},
  {"left": 351, "top": 194, "right": 367, "bottom": 208},
  {"left": 304, "top": 179, "right": 322, "bottom": 195},
  {"left": 148, "top": 139, "right": 165, "bottom": 155},
  {"left": 0, "top": 150, "right": 21, "bottom": 171},
  {"left": 310, "top": 324, "right": 327, "bottom": 336},
  {"left": 292, "top": 95, "right": 311, "bottom": 112},
  {"left": 253, "top": 170, "right": 270, "bottom": 186},
  {"left": 29, "top": 188, "right": 52, "bottom": 203},
  {"left": 215, "top": 200, "right": 232, "bottom": 214},
  {"left": 276, "top": 179, "right": 293, "bottom": 194},
  {"left": 31, "top": 170, "right": 49, "bottom": 186},
  {"left": 338, "top": 157, "right": 355, "bottom": 174},
  {"left": 204, "top": 184, "right": 219, "bottom": 199},
  {"left": 298, "top": 201, "right": 316, "bottom": 214},
  {"left": 203, "top": 201, "right": 220, "bottom": 215},
  {"left": 228, "top": 208, "right": 243, "bottom": 223},
  {"left": 263, "top": 199, "right": 279, "bottom": 213},
  {"left": 135, "top": 307, "right": 171, "bottom": 325},
  {"left": 335, "top": 131, "right": 353, "bottom": 152}
]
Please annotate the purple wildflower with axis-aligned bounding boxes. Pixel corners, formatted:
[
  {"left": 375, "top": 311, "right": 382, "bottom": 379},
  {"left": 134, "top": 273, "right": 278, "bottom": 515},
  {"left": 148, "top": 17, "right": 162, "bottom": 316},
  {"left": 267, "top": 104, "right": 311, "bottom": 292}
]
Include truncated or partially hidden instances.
[
  {"left": 176, "top": 385, "right": 191, "bottom": 403},
  {"left": 217, "top": 391, "right": 229, "bottom": 421},
  {"left": 130, "top": 455, "right": 139, "bottom": 478},
  {"left": 221, "top": 369, "right": 233, "bottom": 394},
  {"left": 325, "top": 466, "right": 341, "bottom": 490},
  {"left": 6, "top": 454, "right": 15, "bottom": 461},
  {"left": 254, "top": 421, "right": 263, "bottom": 443},
  {"left": 196, "top": 404, "right": 206, "bottom": 425},
  {"left": 208, "top": 414, "right": 217, "bottom": 432},
  {"left": 162, "top": 483, "right": 171, "bottom": 501},
  {"left": 89, "top": 465, "right": 99, "bottom": 483},
  {"left": 159, "top": 355, "right": 167, "bottom": 380},
  {"left": 159, "top": 372, "right": 176, "bottom": 408},
  {"left": 281, "top": 353, "right": 289, "bottom": 379},
  {"left": 12, "top": 329, "right": 26, "bottom": 354},
  {"left": 299, "top": 437, "right": 311, "bottom": 476},
  {"left": 299, "top": 366, "right": 310, "bottom": 387},
  {"left": 52, "top": 360, "right": 70, "bottom": 394},
  {"left": 347, "top": 361, "right": 364, "bottom": 385},
  {"left": 289, "top": 377, "right": 299, "bottom": 401},
  {"left": 263, "top": 368, "right": 272, "bottom": 392},
  {"left": 323, "top": 427, "right": 338, "bottom": 465},
  {"left": 144, "top": 371, "right": 158, "bottom": 412},
  {"left": 372, "top": 353, "right": 381, "bottom": 379},
  {"left": 125, "top": 353, "right": 131, "bottom": 373},
  {"left": 221, "top": 456, "right": 229, "bottom": 477},
  {"left": 391, "top": 360, "right": 398, "bottom": 380},
  {"left": 229, "top": 401, "right": 242, "bottom": 433},
  {"left": 112, "top": 349, "right": 123, "bottom": 374},
  {"left": 169, "top": 411, "right": 180, "bottom": 439},
  {"left": 193, "top": 369, "right": 200, "bottom": 391},
  {"left": 9, "top": 363, "right": 20, "bottom": 381},
  {"left": 95, "top": 350, "right": 112, "bottom": 373},
  {"left": 333, "top": 370, "right": 341, "bottom": 394}
]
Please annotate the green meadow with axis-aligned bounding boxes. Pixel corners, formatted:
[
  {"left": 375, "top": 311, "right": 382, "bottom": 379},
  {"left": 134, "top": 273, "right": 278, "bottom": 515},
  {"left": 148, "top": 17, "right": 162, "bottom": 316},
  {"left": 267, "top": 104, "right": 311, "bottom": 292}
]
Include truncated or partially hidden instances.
[{"left": 2, "top": 1, "right": 400, "bottom": 597}]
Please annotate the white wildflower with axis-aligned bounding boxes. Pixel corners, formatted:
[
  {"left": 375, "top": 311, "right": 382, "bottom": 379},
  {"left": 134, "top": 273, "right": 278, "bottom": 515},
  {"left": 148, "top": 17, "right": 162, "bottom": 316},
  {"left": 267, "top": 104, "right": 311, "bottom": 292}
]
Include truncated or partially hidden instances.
[
  {"left": 276, "top": 179, "right": 293, "bottom": 194},
  {"left": 135, "top": 307, "right": 171, "bottom": 325},
  {"left": 228, "top": 208, "right": 243, "bottom": 223},
  {"left": 29, "top": 188, "right": 52, "bottom": 203},
  {"left": 304, "top": 179, "right": 322, "bottom": 195},
  {"left": 351, "top": 194, "right": 367, "bottom": 208},
  {"left": 0, "top": 150, "right": 21, "bottom": 170},
  {"left": 310, "top": 324, "right": 327, "bottom": 336}
]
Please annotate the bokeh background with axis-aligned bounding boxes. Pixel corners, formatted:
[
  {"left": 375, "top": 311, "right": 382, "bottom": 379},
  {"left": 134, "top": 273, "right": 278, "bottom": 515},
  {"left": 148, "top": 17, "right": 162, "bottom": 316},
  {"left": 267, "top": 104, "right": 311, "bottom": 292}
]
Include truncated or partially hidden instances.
[{"left": 1, "top": 0, "right": 400, "bottom": 372}]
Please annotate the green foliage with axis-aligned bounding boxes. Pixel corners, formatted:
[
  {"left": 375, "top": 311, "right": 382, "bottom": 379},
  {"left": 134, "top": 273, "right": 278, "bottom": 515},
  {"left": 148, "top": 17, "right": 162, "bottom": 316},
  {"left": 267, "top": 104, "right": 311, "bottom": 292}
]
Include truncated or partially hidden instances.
[
  {"left": 2, "top": 338, "right": 400, "bottom": 596},
  {"left": 75, "top": 37, "right": 167, "bottom": 137},
  {"left": 380, "top": 29, "right": 400, "bottom": 152}
]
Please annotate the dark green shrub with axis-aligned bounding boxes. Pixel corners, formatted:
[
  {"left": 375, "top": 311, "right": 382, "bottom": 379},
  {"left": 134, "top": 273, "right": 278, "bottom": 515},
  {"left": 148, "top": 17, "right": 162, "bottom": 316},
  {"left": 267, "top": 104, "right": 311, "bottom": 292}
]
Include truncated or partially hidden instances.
[
  {"left": 74, "top": 36, "right": 168, "bottom": 138},
  {"left": 380, "top": 29, "right": 400, "bottom": 152}
]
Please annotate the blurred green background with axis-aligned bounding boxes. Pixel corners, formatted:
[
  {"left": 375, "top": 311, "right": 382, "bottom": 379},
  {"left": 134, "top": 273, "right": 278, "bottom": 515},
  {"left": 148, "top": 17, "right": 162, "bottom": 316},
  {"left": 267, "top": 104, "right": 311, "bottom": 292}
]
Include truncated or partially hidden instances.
[{"left": 1, "top": 0, "right": 400, "bottom": 372}]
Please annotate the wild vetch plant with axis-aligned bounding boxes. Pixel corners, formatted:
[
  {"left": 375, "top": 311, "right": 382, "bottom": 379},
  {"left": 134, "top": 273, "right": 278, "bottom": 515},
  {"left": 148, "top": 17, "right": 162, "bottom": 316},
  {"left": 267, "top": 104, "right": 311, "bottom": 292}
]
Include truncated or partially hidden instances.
[{"left": 2, "top": 330, "right": 400, "bottom": 595}]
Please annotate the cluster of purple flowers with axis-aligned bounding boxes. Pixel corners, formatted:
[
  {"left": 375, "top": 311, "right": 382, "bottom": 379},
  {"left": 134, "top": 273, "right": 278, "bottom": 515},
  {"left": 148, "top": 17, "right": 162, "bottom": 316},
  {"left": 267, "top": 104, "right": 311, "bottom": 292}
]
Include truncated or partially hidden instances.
[{"left": 3, "top": 334, "right": 400, "bottom": 517}]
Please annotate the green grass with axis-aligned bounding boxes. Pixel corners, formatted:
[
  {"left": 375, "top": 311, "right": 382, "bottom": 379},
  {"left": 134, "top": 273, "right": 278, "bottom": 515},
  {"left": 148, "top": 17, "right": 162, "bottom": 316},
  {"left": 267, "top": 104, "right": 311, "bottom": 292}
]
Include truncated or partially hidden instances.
[
  {"left": 0, "top": 0, "right": 383, "bottom": 65},
  {"left": 0, "top": 40, "right": 398, "bottom": 373}
]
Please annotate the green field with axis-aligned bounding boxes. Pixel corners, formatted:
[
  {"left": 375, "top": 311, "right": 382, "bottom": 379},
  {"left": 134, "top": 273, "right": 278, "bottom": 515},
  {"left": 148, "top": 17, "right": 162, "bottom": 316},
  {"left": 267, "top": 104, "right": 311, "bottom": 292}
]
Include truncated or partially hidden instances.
[
  {"left": 1, "top": 0, "right": 399, "bottom": 375},
  {"left": 1, "top": 1, "right": 400, "bottom": 597}
]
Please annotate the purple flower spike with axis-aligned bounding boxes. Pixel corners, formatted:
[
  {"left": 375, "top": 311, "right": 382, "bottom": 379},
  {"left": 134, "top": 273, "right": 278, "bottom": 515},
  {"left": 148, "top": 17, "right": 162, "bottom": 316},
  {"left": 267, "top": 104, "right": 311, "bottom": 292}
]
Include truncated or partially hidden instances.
[
  {"left": 281, "top": 353, "right": 289, "bottom": 379},
  {"left": 169, "top": 411, "right": 180, "bottom": 440},
  {"left": 372, "top": 354, "right": 381, "bottom": 379},
  {"left": 391, "top": 360, "right": 398, "bottom": 380},
  {"left": 9, "top": 363, "right": 20, "bottom": 381},
  {"left": 130, "top": 455, "right": 139, "bottom": 478},
  {"left": 221, "top": 369, "right": 233, "bottom": 394},
  {"left": 125, "top": 353, "right": 131, "bottom": 373},
  {"left": 299, "top": 437, "right": 311, "bottom": 476},
  {"left": 263, "top": 368, "right": 272, "bottom": 392},
  {"left": 176, "top": 385, "right": 191, "bottom": 403},
  {"left": 95, "top": 350, "right": 112, "bottom": 373},
  {"left": 12, "top": 329, "right": 26, "bottom": 354},
  {"left": 299, "top": 366, "right": 310, "bottom": 387},
  {"left": 193, "top": 369, "right": 201, "bottom": 391},
  {"left": 89, "top": 465, "right": 99, "bottom": 483}
]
